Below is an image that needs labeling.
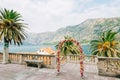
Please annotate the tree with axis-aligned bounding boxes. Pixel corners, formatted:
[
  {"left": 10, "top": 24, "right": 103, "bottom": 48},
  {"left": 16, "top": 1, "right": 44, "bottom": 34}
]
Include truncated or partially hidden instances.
[
  {"left": 55, "top": 36, "right": 80, "bottom": 56},
  {"left": 0, "top": 8, "right": 27, "bottom": 63},
  {"left": 90, "top": 30, "right": 120, "bottom": 57}
]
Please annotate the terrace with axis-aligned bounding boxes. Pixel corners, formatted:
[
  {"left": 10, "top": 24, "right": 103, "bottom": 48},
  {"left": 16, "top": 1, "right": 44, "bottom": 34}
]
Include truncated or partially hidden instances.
[{"left": 0, "top": 53, "right": 119, "bottom": 80}]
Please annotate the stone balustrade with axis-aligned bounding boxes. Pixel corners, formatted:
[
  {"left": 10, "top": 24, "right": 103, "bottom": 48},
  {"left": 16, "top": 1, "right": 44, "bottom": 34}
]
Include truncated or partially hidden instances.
[
  {"left": 1, "top": 52, "right": 120, "bottom": 77},
  {"left": 98, "top": 57, "right": 120, "bottom": 77},
  {"left": 0, "top": 52, "right": 56, "bottom": 68},
  {"left": 0, "top": 52, "right": 97, "bottom": 68},
  {"left": 67, "top": 54, "right": 97, "bottom": 64},
  {"left": 0, "top": 53, "right": 3, "bottom": 62}
]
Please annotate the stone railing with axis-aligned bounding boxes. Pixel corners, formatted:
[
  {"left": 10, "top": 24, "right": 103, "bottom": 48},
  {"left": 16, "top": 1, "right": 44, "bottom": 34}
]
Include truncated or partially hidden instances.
[
  {"left": 67, "top": 54, "right": 97, "bottom": 64},
  {"left": 0, "top": 52, "right": 3, "bottom": 62},
  {"left": 67, "top": 54, "right": 80, "bottom": 63},
  {"left": 84, "top": 55, "right": 98, "bottom": 64},
  {"left": 98, "top": 57, "right": 120, "bottom": 77},
  {"left": 60, "top": 56, "right": 67, "bottom": 65},
  {"left": 0, "top": 52, "right": 56, "bottom": 68},
  {"left": 0, "top": 52, "right": 97, "bottom": 68}
]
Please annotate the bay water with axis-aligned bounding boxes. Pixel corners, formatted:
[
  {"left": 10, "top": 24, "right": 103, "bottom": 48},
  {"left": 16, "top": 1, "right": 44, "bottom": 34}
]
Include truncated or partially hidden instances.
[{"left": 0, "top": 44, "right": 91, "bottom": 55}]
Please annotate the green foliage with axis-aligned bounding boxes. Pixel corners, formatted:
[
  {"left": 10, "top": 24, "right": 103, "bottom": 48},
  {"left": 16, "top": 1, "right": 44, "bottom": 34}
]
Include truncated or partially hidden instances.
[
  {"left": 90, "top": 30, "right": 120, "bottom": 57},
  {"left": 56, "top": 35, "right": 80, "bottom": 56},
  {"left": 0, "top": 8, "right": 27, "bottom": 46}
]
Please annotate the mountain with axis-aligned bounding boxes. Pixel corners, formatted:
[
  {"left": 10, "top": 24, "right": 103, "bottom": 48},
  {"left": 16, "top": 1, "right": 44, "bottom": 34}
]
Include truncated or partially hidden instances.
[{"left": 24, "top": 17, "right": 120, "bottom": 45}]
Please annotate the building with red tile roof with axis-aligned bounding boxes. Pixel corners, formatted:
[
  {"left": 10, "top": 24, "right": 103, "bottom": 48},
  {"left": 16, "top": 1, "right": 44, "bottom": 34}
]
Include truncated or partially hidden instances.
[{"left": 37, "top": 47, "right": 55, "bottom": 55}]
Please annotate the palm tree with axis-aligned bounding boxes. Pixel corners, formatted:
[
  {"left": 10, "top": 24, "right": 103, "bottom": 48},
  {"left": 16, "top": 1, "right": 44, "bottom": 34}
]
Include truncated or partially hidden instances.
[
  {"left": 0, "top": 8, "right": 27, "bottom": 63},
  {"left": 56, "top": 36, "right": 80, "bottom": 56},
  {"left": 90, "top": 30, "right": 120, "bottom": 57}
]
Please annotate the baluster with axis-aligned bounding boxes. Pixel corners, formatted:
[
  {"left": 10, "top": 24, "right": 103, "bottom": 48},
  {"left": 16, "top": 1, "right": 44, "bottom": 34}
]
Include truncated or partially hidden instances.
[
  {"left": 28, "top": 55, "right": 30, "bottom": 60},
  {"left": 12, "top": 54, "right": 14, "bottom": 61},
  {"left": 19, "top": 54, "right": 23, "bottom": 64},
  {"left": 14, "top": 54, "right": 15, "bottom": 61},
  {"left": 15, "top": 54, "right": 17, "bottom": 62},
  {"left": 10, "top": 54, "right": 12, "bottom": 62},
  {"left": 43, "top": 56, "right": 45, "bottom": 64},
  {"left": 38, "top": 55, "right": 40, "bottom": 61},
  {"left": 42, "top": 56, "right": 44, "bottom": 64},
  {"left": 51, "top": 56, "right": 56, "bottom": 68},
  {"left": 48, "top": 56, "right": 51, "bottom": 65},
  {"left": 32, "top": 55, "right": 35, "bottom": 60},
  {"left": 11, "top": 54, "right": 13, "bottom": 60},
  {"left": 45, "top": 56, "right": 47, "bottom": 65},
  {"left": 39, "top": 56, "right": 41, "bottom": 61},
  {"left": 8, "top": 54, "right": 10, "bottom": 61},
  {"left": 27, "top": 54, "right": 29, "bottom": 60},
  {"left": 46, "top": 56, "right": 48, "bottom": 65},
  {"left": 17, "top": 54, "right": 18, "bottom": 62},
  {"left": 75, "top": 55, "right": 76, "bottom": 62},
  {"left": 17, "top": 54, "right": 19, "bottom": 62},
  {"left": 29, "top": 55, "right": 31, "bottom": 60},
  {"left": 12, "top": 54, "right": 14, "bottom": 62},
  {"left": 70, "top": 55, "right": 71, "bottom": 61},
  {"left": 25, "top": 54, "right": 28, "bottom": 60}
]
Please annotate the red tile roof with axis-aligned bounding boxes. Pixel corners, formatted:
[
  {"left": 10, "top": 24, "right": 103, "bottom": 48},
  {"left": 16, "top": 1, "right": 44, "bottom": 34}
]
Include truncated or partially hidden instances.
[{"left": 40, "top": 47, "right": 55, "bottom": 54}]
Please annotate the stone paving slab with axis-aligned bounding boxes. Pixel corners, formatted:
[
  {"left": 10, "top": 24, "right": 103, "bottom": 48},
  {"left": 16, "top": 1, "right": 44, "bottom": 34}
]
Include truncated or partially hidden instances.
[{"left": 0, "top": 63, "right": 119, "bottom": 80}]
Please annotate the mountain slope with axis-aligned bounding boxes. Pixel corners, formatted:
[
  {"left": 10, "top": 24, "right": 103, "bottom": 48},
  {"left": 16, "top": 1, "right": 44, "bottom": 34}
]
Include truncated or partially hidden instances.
[{"left": 25, "top": 17, "right": 120, "bottom": 45}]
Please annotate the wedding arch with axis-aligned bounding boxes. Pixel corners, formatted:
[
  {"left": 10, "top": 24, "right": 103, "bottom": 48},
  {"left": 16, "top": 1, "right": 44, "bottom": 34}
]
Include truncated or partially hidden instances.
[{"left": 56, "top": 39, "right": 84, "bottom": 77}]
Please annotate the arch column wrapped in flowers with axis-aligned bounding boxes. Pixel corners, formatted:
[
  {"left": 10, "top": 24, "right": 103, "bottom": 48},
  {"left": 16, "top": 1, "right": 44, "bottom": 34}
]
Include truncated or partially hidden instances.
[{"left": 57, "top": 39, "right": 84, "bottom": 77}]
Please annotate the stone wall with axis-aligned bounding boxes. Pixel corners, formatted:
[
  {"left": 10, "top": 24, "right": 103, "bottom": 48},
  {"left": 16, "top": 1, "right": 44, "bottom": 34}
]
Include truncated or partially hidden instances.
[{"left": 98, "top": 57, "right": 120, "bottom": 77}]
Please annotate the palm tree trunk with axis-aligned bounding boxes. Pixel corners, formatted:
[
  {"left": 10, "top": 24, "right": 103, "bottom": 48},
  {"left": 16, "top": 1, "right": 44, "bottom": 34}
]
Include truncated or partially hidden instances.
[{"left": 3, "top": 38, "right": 9, "bottom": 64}]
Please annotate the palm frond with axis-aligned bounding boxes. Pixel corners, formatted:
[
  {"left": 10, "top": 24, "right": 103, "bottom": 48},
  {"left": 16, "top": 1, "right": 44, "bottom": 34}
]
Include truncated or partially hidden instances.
[{"left": 0, "top": 8, "right": 27, "bottom": 46}]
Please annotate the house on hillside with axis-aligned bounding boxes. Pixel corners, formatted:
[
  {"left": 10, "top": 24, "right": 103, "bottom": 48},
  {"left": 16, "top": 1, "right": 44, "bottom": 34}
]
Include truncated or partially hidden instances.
[{"left": 37, "top": 47, "right": 56, "bottom": 55}]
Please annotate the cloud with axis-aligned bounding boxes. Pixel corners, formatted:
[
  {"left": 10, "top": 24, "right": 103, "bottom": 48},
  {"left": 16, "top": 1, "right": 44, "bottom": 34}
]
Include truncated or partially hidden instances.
[{"left": 0, "top": 0, "right": 120, "bottom": 33}]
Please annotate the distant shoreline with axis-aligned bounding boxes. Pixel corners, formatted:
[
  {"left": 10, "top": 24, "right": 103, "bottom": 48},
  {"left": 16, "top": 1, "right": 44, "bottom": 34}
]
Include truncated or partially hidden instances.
[
  {"left": 0, "top": 43, "right": 90, "bottom": 54},
  {"left": 81, "top": 43, "right": 90, "bottom": 45}
]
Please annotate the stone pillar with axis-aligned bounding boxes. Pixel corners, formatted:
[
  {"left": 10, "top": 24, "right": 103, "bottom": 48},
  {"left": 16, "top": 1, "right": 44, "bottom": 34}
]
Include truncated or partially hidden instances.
[
  {"left": 67, "top": 55, "right": 70, "bottom": 62},
  {"left": 51, "top": 55, "right": 57, "bottom": 68},
  {"left": 3, "top": 48, "right": 9, "bottom": 64},
  {"left": 95, "top": 56, "right": 98, "bottom": 63},
  {"left": 19, "top": 54, "right": 23, "bottom": 64}
]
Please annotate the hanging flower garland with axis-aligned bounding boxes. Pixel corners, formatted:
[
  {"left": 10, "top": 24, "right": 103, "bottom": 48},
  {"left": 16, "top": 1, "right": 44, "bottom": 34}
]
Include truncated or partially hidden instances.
[{"left": 57, "top": 39, "right": 84, "bottom": 77}]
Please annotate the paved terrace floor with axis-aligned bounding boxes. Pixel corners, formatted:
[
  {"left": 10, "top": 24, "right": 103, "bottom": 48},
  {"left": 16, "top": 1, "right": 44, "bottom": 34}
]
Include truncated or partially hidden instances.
[{"left": 0, "top": 63, "right": 119, "bottom": 80}]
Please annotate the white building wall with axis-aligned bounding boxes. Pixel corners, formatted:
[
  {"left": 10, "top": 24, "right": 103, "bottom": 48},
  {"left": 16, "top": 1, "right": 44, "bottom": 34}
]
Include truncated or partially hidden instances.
[{"left": 37, "top": 49, "right": 49, "bottom": 54}]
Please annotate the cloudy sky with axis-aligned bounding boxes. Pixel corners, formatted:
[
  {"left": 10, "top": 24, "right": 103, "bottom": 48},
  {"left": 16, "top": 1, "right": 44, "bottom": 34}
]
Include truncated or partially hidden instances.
[{"left": 0, "top": 0, "right": 120, "bottom": 33}]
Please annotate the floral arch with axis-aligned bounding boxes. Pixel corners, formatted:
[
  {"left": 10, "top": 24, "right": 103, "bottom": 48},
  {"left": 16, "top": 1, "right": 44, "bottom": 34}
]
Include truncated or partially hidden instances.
[{"left": 57, "top": 39, "right": 84, "bottom": 77}]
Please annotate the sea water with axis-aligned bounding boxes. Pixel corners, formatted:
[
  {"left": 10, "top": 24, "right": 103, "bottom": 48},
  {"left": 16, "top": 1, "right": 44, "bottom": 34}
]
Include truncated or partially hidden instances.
[{"left": 0, "top": 44, "right": 91, "bottom": 55}]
